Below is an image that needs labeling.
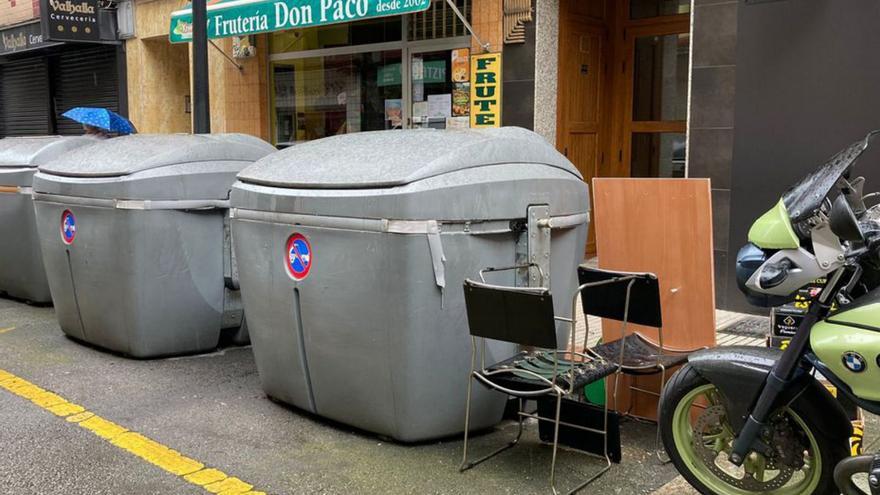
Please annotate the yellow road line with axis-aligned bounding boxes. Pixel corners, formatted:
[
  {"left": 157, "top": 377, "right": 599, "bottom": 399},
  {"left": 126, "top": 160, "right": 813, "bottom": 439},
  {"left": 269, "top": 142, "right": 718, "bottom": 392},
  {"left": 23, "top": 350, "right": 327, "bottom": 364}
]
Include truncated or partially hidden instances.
[
  {"left": 0, "top": 327, "right": 15, "bottom": 334},
  {"left": 0, "top": 368, "right": 266, "bottom": 495}
]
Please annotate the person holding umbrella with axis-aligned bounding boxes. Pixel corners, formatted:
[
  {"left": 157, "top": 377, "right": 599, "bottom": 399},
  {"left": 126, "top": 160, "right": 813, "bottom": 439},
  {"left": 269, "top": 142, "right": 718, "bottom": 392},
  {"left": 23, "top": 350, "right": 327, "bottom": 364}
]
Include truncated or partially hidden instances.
[{"left": 61, "top": 107, "right": 137, "bottom": 138}]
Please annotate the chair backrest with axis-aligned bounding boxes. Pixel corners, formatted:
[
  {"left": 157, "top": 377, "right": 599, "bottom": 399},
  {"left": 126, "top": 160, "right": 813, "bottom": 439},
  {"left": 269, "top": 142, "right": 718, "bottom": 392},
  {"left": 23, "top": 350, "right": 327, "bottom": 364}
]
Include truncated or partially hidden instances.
[
  {"left": 577, "top": 267, "right": 662, "bottom": 328},
  {"left": 463, "top": 279, "right": 558, "bottom": 348}
]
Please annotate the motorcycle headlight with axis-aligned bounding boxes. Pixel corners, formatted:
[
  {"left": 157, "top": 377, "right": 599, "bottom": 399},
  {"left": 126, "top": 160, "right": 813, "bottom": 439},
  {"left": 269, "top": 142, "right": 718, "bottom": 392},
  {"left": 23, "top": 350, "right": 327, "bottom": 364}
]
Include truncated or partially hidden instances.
[{"left": 735, "top": 243, "right": 794, "bottom": 307}]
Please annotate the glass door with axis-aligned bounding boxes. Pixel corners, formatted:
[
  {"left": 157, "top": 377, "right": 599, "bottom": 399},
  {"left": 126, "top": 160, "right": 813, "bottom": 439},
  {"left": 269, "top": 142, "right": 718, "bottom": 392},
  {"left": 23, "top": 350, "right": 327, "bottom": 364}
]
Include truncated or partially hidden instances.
[
  {"left": 407, "top": 42, "right": 471, "bottom": 130},
  {"left": 623, "top": 7, "right": 690, "bottom": 177}
]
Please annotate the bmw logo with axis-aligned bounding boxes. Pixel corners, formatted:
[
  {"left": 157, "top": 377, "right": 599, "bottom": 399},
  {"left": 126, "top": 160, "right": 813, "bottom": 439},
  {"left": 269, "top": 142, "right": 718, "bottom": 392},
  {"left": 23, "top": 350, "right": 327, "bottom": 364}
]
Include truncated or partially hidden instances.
[{"left": 842, "top": 351, "right": 867, "bottom": 373}]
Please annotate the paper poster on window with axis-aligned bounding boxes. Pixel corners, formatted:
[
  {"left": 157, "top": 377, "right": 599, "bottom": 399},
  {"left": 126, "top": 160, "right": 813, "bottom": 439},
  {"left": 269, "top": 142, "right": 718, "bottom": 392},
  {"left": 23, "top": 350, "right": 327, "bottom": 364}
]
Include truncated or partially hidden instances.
[
  {"left": 451, "top": 48, "right": 470, "bottom": 82},
  {"left": 470, "top": 53, "right": 502, "bottom": 128},
  {"left": 446, "top": 116, "right": 470, "bottom": 129},
  {"left": 452, "top": 83, "right": 469, "bottom": 116},
  {"left": 413, "top": 101, "right": 429, "bottom": 118},
  {"left": 384, "top": 99, "right": 402, "bottom": 127},
  {"left": 428, "top": 94, "right": 452, "bottom": 118}
]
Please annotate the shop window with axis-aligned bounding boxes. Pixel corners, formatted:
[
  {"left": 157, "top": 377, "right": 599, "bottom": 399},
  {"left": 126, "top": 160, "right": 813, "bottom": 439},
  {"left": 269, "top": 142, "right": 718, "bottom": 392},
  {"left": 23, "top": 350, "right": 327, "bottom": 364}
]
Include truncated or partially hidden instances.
[
  {"left": 409, "top": 0, "right": 472, "bottom": 41},
  {"left": 632, "top": 33, "right": 689, "bottom": 122},
  {"left": 410, "top": 48, "right": 470, "bottom": 129},
  {"left": 269, "top": 17, "right": 402, "bottom": 54},
  {"left": 630, "top": 132, "right": 685, "bottom": 178},
  {"left": 629, "top": 0, "right": 689, "bottom": 20},
  {"left": 272, "top": 51, "right": 403, "bottom": 147}
]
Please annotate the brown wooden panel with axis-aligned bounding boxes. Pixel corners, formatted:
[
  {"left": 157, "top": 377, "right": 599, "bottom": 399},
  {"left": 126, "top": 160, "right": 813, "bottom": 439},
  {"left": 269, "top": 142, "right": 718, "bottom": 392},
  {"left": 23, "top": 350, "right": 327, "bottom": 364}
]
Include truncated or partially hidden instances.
[
  {"left": 593, "top": 178, "right": 716, "bottom": 419},
  {"left": 564, "top": 0, "right": 606, "bottom": 21}
]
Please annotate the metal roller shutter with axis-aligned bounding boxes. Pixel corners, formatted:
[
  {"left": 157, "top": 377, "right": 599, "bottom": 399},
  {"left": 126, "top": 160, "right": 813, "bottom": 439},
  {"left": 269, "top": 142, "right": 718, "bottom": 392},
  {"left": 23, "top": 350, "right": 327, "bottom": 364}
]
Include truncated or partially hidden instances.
[
  {"left": 52, "top": 46, "right": 119, "bottom": 135},
  {"left": 0, "top": 57, "right": 52, "bottom": 137}
]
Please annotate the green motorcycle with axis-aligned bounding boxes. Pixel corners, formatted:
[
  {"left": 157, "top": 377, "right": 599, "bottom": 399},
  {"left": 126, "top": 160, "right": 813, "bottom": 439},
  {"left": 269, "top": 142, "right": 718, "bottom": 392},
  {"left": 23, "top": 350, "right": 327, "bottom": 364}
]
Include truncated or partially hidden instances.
[{"left": 659, "top": 130, "right": 880, "bottom": 495}]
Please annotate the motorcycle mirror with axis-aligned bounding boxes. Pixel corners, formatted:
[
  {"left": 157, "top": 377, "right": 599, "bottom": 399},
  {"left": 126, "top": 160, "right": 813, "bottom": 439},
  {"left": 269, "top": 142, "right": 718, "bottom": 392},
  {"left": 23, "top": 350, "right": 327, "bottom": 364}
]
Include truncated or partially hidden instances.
[
  {"left": 847, "top": 176, "right": 866, "bottom": 215},
  {"left": 830, "top": 193, "right": 864, "bottom": 242}
]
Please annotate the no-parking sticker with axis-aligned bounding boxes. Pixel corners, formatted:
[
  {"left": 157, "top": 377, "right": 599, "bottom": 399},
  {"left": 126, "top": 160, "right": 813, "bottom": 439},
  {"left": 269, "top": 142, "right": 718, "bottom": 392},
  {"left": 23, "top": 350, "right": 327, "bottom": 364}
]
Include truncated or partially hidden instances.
[
  {"left": 60, "top": 210, "right": 76, "bottom": 245},
  {"left": 285, "top": 233, "right": 312, "bottom": 280}
]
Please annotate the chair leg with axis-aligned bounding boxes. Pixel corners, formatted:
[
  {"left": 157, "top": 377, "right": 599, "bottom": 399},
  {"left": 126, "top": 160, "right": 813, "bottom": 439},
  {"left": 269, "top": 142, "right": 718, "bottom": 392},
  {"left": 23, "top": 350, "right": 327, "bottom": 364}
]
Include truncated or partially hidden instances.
[
  {"left": 460, "top": 394, "right": 526, "bottom": 472},
  {"left": 655, "top": 365, "right": 671, "bottom": 464},
  {"left": 549, "top": 391, "right": 563, "bottom": 495},
  {"left": 460, "top": 372, "right": 476, "bottom": 471},
  {"left": 564, "top": 393, "right": 612, "bottom": 495}
]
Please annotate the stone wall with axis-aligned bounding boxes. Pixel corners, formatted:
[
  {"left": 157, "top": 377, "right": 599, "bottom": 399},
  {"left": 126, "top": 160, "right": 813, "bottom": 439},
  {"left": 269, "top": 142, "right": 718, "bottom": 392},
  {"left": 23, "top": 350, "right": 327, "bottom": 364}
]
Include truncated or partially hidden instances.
[{"left": 686, "top": 0, "right": 737, "bottom": 308}]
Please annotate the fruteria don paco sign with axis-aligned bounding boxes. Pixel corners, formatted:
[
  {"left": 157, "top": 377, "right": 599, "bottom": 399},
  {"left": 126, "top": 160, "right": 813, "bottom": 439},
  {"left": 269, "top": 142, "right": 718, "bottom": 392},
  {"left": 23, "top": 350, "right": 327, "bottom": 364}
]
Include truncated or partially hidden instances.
[
  {"left": 170, "top": 0, "right": 430, "bottom": 43},
  {"left": 470, "top": 52, "right": 501, "bottom": 128}
]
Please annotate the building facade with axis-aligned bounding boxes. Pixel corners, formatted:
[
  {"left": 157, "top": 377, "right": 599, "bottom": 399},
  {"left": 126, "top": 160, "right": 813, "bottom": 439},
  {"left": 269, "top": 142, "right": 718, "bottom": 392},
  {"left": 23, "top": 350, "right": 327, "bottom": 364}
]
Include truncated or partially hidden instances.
[{"left": 0, "top": 0, "right": 127, "bottom": 136}]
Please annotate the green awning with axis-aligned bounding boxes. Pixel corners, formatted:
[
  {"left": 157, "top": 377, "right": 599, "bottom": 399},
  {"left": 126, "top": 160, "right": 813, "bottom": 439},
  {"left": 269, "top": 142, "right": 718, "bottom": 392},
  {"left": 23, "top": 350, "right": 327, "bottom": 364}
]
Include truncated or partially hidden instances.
[{"left": 170, "top": 0, "right": 431, "bottom": 43}]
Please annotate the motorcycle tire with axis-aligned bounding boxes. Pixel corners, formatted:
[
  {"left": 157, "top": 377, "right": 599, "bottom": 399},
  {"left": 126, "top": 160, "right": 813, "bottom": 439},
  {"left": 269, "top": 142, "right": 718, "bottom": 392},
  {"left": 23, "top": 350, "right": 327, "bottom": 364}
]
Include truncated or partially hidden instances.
[{"left": 659, "top": 364, "right": 849, "bottom": 495}]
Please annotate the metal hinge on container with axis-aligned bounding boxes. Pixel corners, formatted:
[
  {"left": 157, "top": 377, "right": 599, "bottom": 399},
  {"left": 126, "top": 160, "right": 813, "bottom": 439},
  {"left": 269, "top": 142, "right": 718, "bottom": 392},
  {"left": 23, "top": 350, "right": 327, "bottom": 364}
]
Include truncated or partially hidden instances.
[{"left": 527, "top": 205, "right": 551, "bottom": 288}]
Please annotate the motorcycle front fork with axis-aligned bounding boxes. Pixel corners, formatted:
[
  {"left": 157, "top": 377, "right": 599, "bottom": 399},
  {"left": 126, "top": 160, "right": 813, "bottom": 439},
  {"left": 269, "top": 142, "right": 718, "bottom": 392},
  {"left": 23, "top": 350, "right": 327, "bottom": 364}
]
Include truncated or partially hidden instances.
[{"left": 728, "top": 299, "right": 831, "bottom": 465}]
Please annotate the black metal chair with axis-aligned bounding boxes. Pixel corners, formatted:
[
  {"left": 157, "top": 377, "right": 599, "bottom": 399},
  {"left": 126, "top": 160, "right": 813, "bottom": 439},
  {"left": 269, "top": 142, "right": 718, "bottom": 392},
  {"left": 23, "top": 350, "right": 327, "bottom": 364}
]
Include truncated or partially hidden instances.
[
  {"left": 459, "top": 265, "right": 624, "bottom": 495},
  {"left": 577, "top": 266, "right": 704, "bottom": 462}
]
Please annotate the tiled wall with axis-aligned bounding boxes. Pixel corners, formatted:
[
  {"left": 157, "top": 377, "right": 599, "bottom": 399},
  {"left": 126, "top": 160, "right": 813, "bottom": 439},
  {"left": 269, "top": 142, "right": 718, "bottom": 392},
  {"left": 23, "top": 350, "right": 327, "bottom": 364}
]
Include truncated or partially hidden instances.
[
  {"left": 0, "top": 0, "right": 40, "bottom": 28},
  {"left": 502, "top": 1, "right": 536, "bottom": 130},
  {"left": 211, "top": 36, "right": 270, "bottom": 140},
  {"left": 126, "top": 0, "right": 270, "bottom": 141},
  {"left": 471, "top": 0, "right": 503, "bottom": 52},
  {"left": 687, "top": 0, "right": 737, "bottom": 309},
  {"left": 126, "top": 0, "right": 192, "bottom": 134}
]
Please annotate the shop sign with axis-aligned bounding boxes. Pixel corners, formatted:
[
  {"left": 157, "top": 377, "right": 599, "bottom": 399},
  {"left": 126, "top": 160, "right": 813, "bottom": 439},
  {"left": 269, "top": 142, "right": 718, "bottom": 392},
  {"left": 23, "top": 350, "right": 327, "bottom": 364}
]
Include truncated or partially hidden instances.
[
  {"left": 0, "top": 21, "right": 60, "bottom": 56},
  {"left": 378, "top": 60, "right": 445, "bottom": 87},
  {"left": 170, "top": 0, "right": 431, "bottom": 43},
  {"left": 40, "top": 0, "right": 101, "bottom": 43},
  {"left": 470, "top": 52, "right": 501, "bottom": 128}
]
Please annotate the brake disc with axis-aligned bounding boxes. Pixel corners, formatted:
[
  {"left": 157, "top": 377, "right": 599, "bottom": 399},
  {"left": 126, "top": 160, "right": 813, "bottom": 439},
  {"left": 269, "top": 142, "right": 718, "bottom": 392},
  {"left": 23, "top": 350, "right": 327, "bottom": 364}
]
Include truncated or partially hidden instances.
[{"left": 692, "top": 405, "right": 796, "bottom": 491}]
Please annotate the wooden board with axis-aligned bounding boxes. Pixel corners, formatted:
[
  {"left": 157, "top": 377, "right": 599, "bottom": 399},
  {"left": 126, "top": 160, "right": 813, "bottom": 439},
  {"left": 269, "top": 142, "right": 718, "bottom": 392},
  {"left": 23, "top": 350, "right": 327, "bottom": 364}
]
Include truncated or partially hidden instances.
[{"left": 593, "top": 178, "right": 716, "bottom": 419}]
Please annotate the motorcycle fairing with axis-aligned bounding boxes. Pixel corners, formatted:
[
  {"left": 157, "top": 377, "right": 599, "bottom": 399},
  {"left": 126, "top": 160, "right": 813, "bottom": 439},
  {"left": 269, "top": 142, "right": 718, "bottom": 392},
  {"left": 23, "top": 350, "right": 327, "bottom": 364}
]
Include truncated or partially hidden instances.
[
  {"left": 811, "top": 320, "right": 880, "bottom": 401},
  {"left": 689, "top": 346, "right": 852, "bottom": 441},
  {"left": 748, "top": 199, "right": 800, "bottom": 249}
]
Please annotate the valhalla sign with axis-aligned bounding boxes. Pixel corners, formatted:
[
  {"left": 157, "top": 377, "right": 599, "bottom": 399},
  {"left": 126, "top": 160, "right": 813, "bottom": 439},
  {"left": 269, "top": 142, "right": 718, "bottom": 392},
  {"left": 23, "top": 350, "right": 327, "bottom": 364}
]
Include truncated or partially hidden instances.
[
  {"left": 0, "top": 21, "right": 60, "bottom": 56},
  {"left": 170, "top": 0, "right": 431, "bottom": 43},
  {"left": 41, "top": 0, "right": 101, "bottom": 42}
]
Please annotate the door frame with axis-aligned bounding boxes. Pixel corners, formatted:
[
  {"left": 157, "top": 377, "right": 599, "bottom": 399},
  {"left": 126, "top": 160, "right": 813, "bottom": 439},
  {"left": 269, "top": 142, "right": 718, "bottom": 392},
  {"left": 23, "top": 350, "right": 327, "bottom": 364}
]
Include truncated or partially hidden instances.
[
  {"left": 620, "top": 19, "right": 689, "bottom": 173},
  {"left": 555, "top": 3, "right": 610, "bottom": 254}
]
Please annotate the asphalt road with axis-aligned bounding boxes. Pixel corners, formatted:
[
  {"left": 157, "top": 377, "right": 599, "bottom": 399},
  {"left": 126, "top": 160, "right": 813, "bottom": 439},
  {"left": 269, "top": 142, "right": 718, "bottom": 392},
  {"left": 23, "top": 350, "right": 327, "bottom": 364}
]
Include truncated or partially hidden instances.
[{"left": 0, "top": 297, "right": 688, "bottom": 494}]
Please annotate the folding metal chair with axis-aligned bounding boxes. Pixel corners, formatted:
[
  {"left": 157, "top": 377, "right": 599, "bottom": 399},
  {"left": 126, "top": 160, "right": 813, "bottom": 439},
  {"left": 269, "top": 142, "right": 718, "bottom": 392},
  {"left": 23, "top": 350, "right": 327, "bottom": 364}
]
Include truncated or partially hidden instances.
[
  {"left": 577, "top": 266, "right": 705, "bottom": 463},
  {"left": 459, "top": 264, "right": 626, "bottom": 495}
]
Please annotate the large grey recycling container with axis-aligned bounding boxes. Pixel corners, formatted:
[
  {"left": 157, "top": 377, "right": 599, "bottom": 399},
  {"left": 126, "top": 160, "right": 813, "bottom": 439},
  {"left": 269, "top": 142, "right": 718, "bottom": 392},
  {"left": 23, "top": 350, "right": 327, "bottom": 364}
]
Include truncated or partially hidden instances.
[
  {"left": 0, "top": 136, "right": 96, "bottom": 303},
  {"left": 230, "top": 127, "right": 590, "bottom": 441},
  {"left": 32, "top": 134, "right": 276, "bottom": 358}
]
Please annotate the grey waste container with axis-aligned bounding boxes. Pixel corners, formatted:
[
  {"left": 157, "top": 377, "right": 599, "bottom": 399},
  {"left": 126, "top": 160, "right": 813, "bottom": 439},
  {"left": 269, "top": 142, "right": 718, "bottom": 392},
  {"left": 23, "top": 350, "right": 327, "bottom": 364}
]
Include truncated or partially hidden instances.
[
  {"left": 32, "top": 134, "right": 276, "bottom": 358},
  {"left": 230, "top": 127, "right": 590, "bottom": 441},
  {"left": 0, "top": 136, "right": 96, "bottom": 303}
]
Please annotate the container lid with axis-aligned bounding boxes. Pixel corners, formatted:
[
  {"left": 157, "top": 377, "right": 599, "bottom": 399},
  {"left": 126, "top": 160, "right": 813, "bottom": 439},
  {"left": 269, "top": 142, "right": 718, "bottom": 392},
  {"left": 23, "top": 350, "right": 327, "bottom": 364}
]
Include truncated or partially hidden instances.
[
  {"left": 237, "top": 127, "right": 581, "bottom": 189},
  {"left": 39, "top": 133, "right": 276, "bottom": 178},
  {"left": 0, "top": 136, "right": 97, "bottom": 167}
]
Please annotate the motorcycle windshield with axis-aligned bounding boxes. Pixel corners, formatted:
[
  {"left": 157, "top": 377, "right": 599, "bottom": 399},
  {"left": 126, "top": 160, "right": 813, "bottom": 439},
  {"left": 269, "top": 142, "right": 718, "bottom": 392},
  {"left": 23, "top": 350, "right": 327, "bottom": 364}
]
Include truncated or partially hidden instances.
[{"left": 782, "top": 131, "right": 878, "bottom": 223}]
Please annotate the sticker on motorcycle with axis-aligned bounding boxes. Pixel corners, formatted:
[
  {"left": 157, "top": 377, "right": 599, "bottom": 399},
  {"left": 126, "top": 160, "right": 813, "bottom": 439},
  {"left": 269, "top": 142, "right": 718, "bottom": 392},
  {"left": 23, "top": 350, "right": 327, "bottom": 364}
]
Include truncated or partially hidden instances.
[{"left": 842, "top": 351, "right": 866, "bottom": 373}]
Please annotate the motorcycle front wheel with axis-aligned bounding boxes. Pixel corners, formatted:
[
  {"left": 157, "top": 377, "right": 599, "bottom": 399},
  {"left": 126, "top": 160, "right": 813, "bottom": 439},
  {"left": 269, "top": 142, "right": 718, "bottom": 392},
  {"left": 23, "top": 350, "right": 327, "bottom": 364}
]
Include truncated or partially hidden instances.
[{"left": 659, "top": 364, "right": 848, "bottom": 495}]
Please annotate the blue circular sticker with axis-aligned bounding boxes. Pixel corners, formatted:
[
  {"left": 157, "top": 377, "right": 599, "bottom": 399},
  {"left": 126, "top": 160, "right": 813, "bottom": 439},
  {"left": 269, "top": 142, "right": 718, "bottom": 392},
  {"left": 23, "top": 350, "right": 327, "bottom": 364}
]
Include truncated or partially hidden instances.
[
  {"left": 60, "top": 209, "right": 77, "bottom": 245},
  {"left": 285, "top": 233, "right": 312, "bottom": 280}
]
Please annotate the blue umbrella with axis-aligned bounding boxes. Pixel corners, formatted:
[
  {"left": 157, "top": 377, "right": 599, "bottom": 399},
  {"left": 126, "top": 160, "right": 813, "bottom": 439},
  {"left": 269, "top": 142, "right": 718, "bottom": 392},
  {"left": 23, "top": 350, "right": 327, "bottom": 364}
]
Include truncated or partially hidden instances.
[{"left": 61, "top": 107, "right": 137, "bottom": 135}]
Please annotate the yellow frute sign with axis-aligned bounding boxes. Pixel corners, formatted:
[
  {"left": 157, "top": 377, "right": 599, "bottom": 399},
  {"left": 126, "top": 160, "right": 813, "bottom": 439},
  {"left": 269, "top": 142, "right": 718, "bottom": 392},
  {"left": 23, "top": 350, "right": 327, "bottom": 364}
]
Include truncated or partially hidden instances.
[{"left": 470, "top": 53, "right": 502, "bottom": 128}]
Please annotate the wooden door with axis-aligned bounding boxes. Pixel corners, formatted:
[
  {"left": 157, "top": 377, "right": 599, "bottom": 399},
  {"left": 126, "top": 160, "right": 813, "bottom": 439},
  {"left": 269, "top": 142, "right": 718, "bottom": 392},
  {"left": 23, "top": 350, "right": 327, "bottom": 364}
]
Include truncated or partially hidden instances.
[{"left": 557, "top": 14, "right": 607, "bottom": 255}]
